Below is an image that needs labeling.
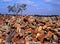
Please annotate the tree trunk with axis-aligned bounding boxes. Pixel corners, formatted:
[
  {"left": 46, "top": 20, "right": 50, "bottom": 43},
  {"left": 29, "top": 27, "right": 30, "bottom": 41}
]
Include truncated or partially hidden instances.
[
  {"left": 21, "top": 10, "right": 22, "bottom": 15},
  {"left": 15, "top": 11, "right": 18, "bottom": 16}
]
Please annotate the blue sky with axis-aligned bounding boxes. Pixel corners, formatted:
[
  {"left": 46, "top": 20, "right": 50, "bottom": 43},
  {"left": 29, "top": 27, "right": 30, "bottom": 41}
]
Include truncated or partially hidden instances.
[{"left": 0, "top": 0, "right": 60, "bottom": 15}]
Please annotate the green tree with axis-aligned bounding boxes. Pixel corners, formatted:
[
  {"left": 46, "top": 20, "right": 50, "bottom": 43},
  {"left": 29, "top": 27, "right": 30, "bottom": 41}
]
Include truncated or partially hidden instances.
[
  {"left": 20, "top": 4, "right": 27, "bottom": 15},
  {"left": 8, "top": 3, "right": 27, "bottom": 15}
]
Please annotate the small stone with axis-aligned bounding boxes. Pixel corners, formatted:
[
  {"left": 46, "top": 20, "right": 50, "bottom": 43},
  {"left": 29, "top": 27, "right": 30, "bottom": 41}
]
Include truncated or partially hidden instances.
[
  {"left": 53, "top": 35, "right": 58, "bottom": 41},
  {"left": 2, "top": 25, "right": 9, "bottom": 31}
]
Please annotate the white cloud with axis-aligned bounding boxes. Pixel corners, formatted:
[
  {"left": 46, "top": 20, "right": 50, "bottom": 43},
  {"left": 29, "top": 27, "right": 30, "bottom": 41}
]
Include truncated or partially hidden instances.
[
  {"left": 3, "top": 0, "right": 12, "bottom": 2},
  {"left": 2, "top": 0, "right": 38, "bottom": 7},
  {"left": 45, "top": 0, "right": 51, "bottom": 2},
  {"left": 44, "top": 0, "right": 60, "bottom": 5},
  {"left": 16, "top": 0, "right": 38, "bottom": 7}
]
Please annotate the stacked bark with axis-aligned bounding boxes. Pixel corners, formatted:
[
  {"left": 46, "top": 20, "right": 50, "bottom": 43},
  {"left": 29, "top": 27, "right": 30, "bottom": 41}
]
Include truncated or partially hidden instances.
[{"left": 0, "top": 15, "right": 60, "bottom": 44}]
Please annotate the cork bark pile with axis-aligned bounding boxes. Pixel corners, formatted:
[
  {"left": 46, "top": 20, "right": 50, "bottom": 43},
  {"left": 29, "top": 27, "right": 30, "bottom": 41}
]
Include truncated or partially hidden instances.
[{"left": 0, "top": 15, "right": 60, "bottom": 44}]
